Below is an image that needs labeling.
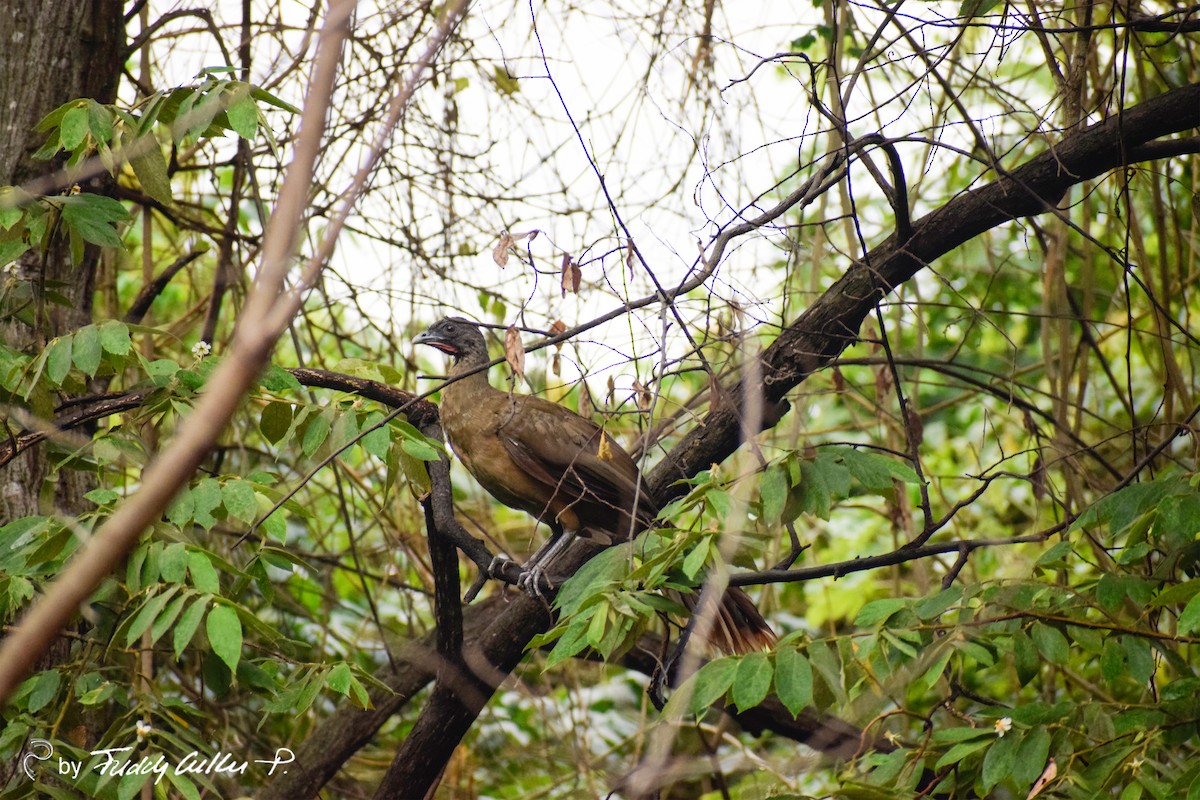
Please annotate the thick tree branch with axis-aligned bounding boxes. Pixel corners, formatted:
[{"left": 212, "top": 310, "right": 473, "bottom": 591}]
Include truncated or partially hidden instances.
[{"left": 384, "top": 81, "right": 1200, "bottom": 798}]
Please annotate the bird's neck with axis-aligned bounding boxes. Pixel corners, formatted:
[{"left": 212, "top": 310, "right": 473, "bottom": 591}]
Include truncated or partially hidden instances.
[{"left": 443, "top": 351, "right": 496, "bottom": 403}]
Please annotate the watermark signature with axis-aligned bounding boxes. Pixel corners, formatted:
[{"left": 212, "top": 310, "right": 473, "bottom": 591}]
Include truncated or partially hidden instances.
[{"left": 22, "top": 738, "right": 295, "bottom": 785}]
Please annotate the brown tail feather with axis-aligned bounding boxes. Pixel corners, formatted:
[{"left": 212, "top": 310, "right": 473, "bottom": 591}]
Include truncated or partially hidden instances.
[{"left": 675, "top": 586, "right": 776, "bottom": 655}]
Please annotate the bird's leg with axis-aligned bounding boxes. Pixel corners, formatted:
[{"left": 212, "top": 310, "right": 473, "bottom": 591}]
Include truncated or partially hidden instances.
[{"left": 518, "top": 527, "right": 577, "bottom": 599}]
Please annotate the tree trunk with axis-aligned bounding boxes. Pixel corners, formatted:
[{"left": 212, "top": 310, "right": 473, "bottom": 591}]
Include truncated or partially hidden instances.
[
  {"left": 0, "top": 0, "right": 124, "bottom": 786},
  {"left": 0, "top": 0, "right": 123, "bottom": 520}
]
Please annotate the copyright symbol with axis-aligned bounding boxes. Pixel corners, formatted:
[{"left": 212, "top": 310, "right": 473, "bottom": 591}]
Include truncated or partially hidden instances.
[{"left": 22, "top": 738, "right": 53, "bottom": 780}]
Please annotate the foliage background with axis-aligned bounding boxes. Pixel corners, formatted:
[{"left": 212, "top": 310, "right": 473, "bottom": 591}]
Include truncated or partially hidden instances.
[{"left": 2, "top": 1, "right": 1200, "bottom": 798}]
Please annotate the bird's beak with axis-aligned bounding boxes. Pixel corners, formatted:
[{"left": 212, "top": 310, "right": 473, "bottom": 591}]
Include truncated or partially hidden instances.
[{"left": 414, "top": 329, "right": 457, "bottom": 355}]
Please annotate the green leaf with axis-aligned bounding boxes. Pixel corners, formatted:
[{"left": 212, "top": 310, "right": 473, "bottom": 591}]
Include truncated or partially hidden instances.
[
  {"left": 302, "top": 411, "right": 331, "bottom": 456},
  {"left": 142, "top": 358, "right": 178, "bottom": 386},
  {"left": 160, "top": 542, "right": 189, "bottom": 583},
  {"left": 59, "top": 106, "right": 89, "bottom": 150},
  {"left": 173, "top": 595, "right": 209, "bottom": 657},
  {"left": 326, "top": 662, "right": 352, "bottom": 695},
  {"left": 72, "top": 324, "right": 103, "bottom": 375},
  {"left": 45, "top": 336, "right": 73, "bottom": 385},
  {"left": 688, "top": 657, "right": 738, "bottom": 715},
  {"left": 250, "top": 85, "right": 300, "bottom": 113},
  {"left": 775, "top": 646, "right": 814, "bottom": 716},
  {"left": 24, "top": 669, "right": 62, "bottom": 713},
  {"left": 165, "top": 771, "right": 201, "bottom": 800},
  {"left": 226, "top": 94, "right": 258, "bottom": 140},
  {"left": 982, "top": 729, "right": 1020, "bottom": 791},
  {"left": 166, "top": 489, "right": 194, "bottom": 528},
  {"left": 187, "top": 549, "right": 220, "bottom": 593},
  {"left": 1122, "top": 635, "right": 1154, "bottom": 683},
  {"left": 554, "top": 543, "right": 627, "bottom": 615},
  {"left": 125, "top": 585, "right": 180, "bottom": 645},
  {"left": 149, "top": 591, "right": 189, "bottom": 645},
  {"left": 129, "top": 139, "right": 173, "bottom": 206},
  {"left": 959, "top": 0, "right": 1001, "bottom": 18},
  {"left": 682, "top": 537, "right": 711, "bottom": 580},
  {"left": 221, "top": 479, "right": 258, "bottom": 524},
  {"left": 206, "top": 603, "right": 242, "bottom": 673},
  {"left": 259, "top": 363, "right": 302, "bottom": 392},
  {"left": 1034, "top": 540, "right": 1073, "bottom": 568},
  {"left": 1030, "top": 622, "right": 1069, "bottom": 664},
  {"left": 86, "top": 100, "right": 113, "bottom": 144},
  {"left": 98, "top": 319, "right": 131, "bottom": 355},
  {"left": 393, "top": 418, "right": 442, "bottom": 460},
  {"left": 855, "top": 598, "right": 908, "bottom": 627},
  {"left": 191, "top": 477, "right": 222, "bottom": 529},
  {"left": 361, "top": 414, "right": 390, "bottom": 461},
  {"left": 935, "top": 737, "right": 992, "bottom": 770},
  {"left": 731, "top": 652, "right": 772, "bottom": 712},
  {"left": 914, "top": 586, "right": 963, "bottom": 620},
  {"left": 758, "top": 463, "right": 789, "bottom": 525},
  {"left": 1100, "top": 636, "right": 1125, "bottom": 685},
  {"left": 260, "top": 401, "right": 293, "bottom": 444},
  {"left": 60, "top": 196, "right": 125, "bottom": 248},
  {"left": 1179, "top": 592, "right": 1200, "bottom": 634},
  {"left": 1013, "top": 629, "right": 1040, "bottom": 685}
]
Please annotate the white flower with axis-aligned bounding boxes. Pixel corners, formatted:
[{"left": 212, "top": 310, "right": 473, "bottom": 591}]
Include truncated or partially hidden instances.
[
  {"left": 191, "top": 340, "right": 212, "bottom": 359},
  {"left": 994, "top": 717, "right": 1013, "bottom": 737},
  {"left": 136, "top": 719, "right": 153, "bottom": 740}
]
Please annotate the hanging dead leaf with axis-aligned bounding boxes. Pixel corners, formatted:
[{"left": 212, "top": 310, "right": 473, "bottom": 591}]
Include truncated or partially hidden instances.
[
  {"left": 606, "top": 375, "right": 615, "bottom": 406},
  {"left": 551, "top": 351, "right": 561, "bottom": 376},
  {"left": 549, "top": 319, "right": 568, "bottom": 340},
  {"left": 504, "top": 326, "right": 525, "bottom": 382},
  {"left": 492, "top": 231, "right": 515, "bottom": 267},
  {"left": 492, "top": 230, "right": 539, "bottom": 268},
  {"left": 596, "top": 431, "right": 613, "bottom": 461},
  {"left": 625, "top": 237, "right": 636, "bottom": 277},
  {"left": 560, "top": 252, "right": 581, "bottom": 296},
  {"left": 875, "top": 365, "right": 892, "bottom": 398},
  {"left": 1031, "top": 454, "right": 1047, "bottom": 501},
  {"left": 632, "top": 380, "right": 652, "bottom": 411},
  {"left": 577, "top": 380, "right": 592, "bottom": 418},
  {"left": 1026, "top": 757, "right": 1056, "bottom": 799}
]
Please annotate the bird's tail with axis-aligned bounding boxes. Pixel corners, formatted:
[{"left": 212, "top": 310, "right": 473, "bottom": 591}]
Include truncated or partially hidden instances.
[{"left": 675, "top": 586, "right": 776, "bottom": 655}]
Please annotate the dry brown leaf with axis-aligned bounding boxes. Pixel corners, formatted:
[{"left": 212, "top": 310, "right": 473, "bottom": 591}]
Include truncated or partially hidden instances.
[
  {"left": 1026, "top": 757, "right": 1056, "bottom": 799},
  {"left": 632, "top": 379, "right": 652, "bottom": 411},
  {"left": 551, "top": 351, "right": 561, "bottom": 376},
  {"left": 492, "top": 231, "right": 515, "bottom": 267},
  {"left": 503, "top": 325, "right": 525, "bottom": 382},
  {"left": 624, "top": 238, "right": 636, "bottom": 277},
  {"left": 596, "top": 431, "right": 613, "bottom": 461},
  {"left": 549, "top": 319, "right": 568, "bottom": 342},
  {"left": 560, "top": 253, "right": 581, "bottom": 296},
  {"left": 606, "top": 375, "right": 615, "bottom": 406},
  {"left": 577, "top": 380, "right": 592, "bottom": 418},
  {"left": 492, "top": 230, "right": 539, "bottom": 268}
]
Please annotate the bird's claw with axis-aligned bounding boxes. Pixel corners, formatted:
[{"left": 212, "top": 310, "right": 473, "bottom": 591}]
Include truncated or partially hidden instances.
[
  {"left": 487, "top": 554, "right": 513, "bottom": 580},
  {"left": 517, "top": 563, "right": 550, "bottom": 600}
]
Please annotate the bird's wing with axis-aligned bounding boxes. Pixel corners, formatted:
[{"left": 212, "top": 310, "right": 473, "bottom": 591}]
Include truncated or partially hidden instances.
[{"left": 499, "top": 394, "right": 658, "bottom": 526}]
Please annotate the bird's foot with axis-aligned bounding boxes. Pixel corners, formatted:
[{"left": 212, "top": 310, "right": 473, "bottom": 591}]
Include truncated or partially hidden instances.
[
  {"left": 517, "top": 563, "right": 551, "bottom": 600},
  {"left": 487, "top": 554, "right": 513, "bottom": 580}
]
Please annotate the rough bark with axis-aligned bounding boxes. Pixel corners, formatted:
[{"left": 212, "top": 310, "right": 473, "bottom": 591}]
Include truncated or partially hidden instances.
[
  {"left": 0, "top": 0, "right": 124, "bottom": 521},
  {"left": 0, "top": 0, "right": 125, "bottom": 787}
]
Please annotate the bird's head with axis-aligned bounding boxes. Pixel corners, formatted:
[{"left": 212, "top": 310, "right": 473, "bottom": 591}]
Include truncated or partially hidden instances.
[{"left": 414, "top": 316, "right": 488, "bottom": 363}]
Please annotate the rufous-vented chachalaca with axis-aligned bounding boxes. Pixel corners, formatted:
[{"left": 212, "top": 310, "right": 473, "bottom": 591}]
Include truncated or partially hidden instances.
[{"left": 415, "top": 316, "right": 775, "bottom": 654}]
